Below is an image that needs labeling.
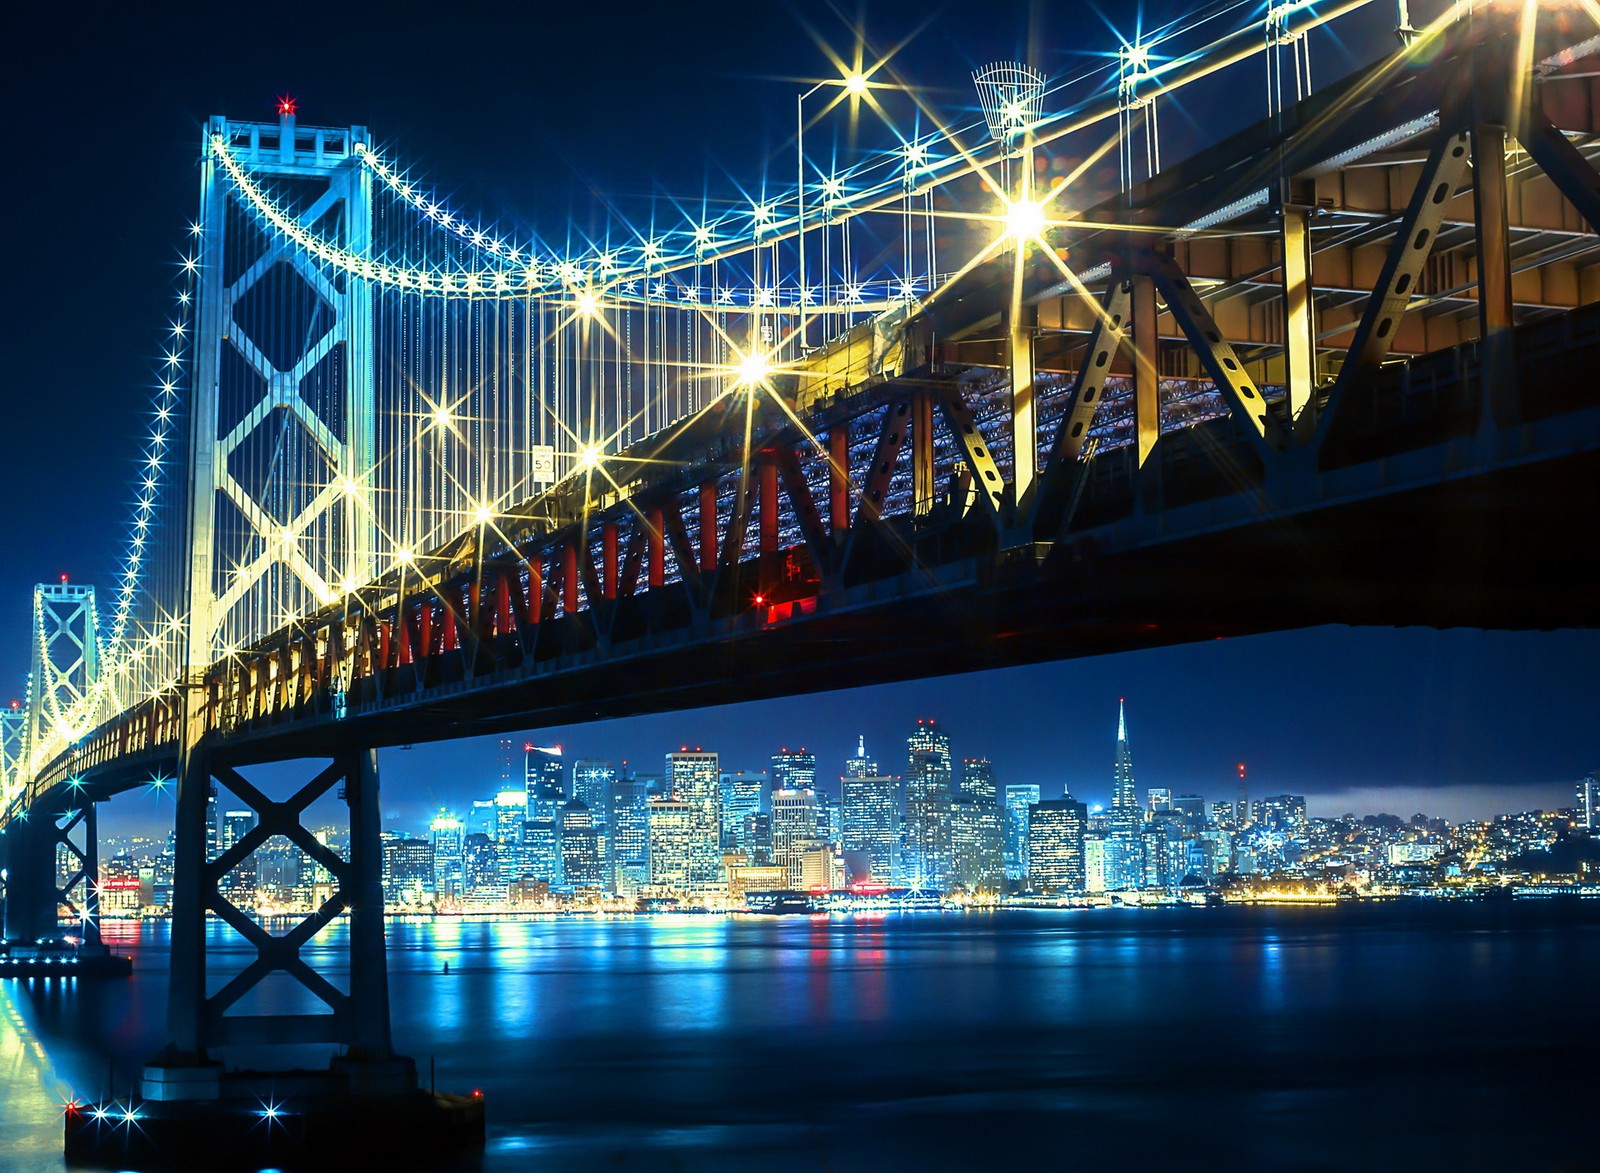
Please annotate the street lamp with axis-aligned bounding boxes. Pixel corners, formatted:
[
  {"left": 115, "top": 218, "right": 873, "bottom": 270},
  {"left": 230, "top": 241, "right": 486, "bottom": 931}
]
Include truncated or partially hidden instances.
[{"left": 797, "top": 70, "right": 869, "bottom": 352}]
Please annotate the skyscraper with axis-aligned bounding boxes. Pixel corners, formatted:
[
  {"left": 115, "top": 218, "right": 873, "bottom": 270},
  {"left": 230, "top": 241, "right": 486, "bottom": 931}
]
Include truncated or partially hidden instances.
[
  {"left": 608, "top": 771, "right": 651, "bottom": 895},
  {"left": 902, "top": 718, "right": 954, "bottom": 889},
  {"left": 430, "top": 810, "right": 464, "bottom": 902},
  {"left": 558, "top": 799, "right": 605, "bottom": 890},
  {"left": 720, "top": 771, "right": 764, "bottom": 853},
  {"left": 961, "top": 758, "right": 998, "bottom": 804},
  {"left": 844, "top": 735, "right": 878, "bottom": 779},
  {"left": 771, "top": 749, "right": 817, "bottom": 792},
  {"left": 1104, "top": 700, "right": 1144, "bottom": 890},
  {"left": 1003, "top": 783, "right": 1041, "bottom": 882},
  {"left": 771, "top": 787, "right": 821, "bottom": 887},
  {"left": 665, "top": 750, "right": 722, "bottom": 891},
  {"left": 950, "top": 797, "right": 1005, "bottom": 893},
  {"left": 572, "top": 759, "right": 616, "bottom": 817},
  {"left": 647, "top": 798, "right": 702, "bottom": 894},
  {"left": 842, "top": 753, "right": 900, "bottom": 884},
  {"left": 1029, "top": 798, "right": 1088, "bottom": 893},
  {"left": 494, "top": 788, "right": 529, "bottom": 881}
]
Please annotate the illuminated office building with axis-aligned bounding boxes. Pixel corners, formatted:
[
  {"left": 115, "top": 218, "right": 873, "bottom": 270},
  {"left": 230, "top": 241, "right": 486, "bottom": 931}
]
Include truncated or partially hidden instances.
[
  {"left": 903, "top": 718, "right": 954, "bottom": 890},
  {"left": 771, "top": 787, "right": 820, "bottom": 887},
  {"left": 430, "top": 811, "right": 464, "bottom": 901},
  {"left": 1104, "top": 701, "right": 1144, "bottom": 890},
  {"left": 842, "top": 766, "right": 900, "bottom": 884},
  {"left": 1003, "top": 783, "right": 1040, "bottom": 882},
  {"left": 1029, "top": 798, "right": 1088, "bottom": 894}
]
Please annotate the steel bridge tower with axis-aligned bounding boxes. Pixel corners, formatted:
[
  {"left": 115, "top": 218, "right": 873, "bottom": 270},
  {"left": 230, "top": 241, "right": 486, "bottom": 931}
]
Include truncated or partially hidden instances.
[
  {"left": 2, "top": 582, "right": 105, "bottom": 948},
  {"left": 184, "top": 109, "right": 376, "bottom": 669},
  {"left": 144, "top": 112, "right": 411, "bottom": 1105}
]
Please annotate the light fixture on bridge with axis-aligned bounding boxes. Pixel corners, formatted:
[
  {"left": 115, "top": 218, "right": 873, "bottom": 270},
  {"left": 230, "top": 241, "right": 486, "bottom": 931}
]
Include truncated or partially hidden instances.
[
  {"left": 471, "top": 504, "right": 493, "bottom": 526},
  {"left": 734, "top": 349, "right": 774, "bottom": 390},
  {"left": 574, "top": 288, "right": 602, "bottom": 318},
  {"left": 430, "top": 403, "right": 452, "bottom": 428},
  {"left": 575, "top": 443, "right": 604, "bottom": 472},
  {"left": 843, "top": 71, "right": 868, "bottom": 95},
  {"left": 1004, "top": 197, "right": 1048, "bottom": 242}
]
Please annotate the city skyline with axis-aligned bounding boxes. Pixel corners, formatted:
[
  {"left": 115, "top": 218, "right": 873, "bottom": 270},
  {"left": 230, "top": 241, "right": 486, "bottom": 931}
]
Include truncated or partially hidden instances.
[{"left": 92, "top": 622, "right": 1598, "bottom": 844}]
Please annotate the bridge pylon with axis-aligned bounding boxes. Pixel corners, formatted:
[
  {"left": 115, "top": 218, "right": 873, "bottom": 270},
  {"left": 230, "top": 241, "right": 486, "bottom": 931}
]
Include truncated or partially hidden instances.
[{"left": 142, "top": 744, "right": 411, "bottom": 1100}]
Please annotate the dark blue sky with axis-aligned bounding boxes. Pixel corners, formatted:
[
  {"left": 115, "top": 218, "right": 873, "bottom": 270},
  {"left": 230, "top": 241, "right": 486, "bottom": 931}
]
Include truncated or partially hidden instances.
[{"left": 4, "top": 1, "right": 1593, "bottom": 830}]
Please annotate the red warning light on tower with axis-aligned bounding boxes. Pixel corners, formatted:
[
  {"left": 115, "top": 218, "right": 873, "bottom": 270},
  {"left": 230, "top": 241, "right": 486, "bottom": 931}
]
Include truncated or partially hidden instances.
[
  {"left": 59, "top": 573, "right": 69, "bottom": 584},
  {"left": 276, "top": 94, "right": 298, "bottom": 118}
]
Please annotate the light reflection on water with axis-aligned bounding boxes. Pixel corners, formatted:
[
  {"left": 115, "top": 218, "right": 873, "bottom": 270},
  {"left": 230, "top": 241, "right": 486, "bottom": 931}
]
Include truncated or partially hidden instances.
[{"left": 2, "top": 903, "right": 1597, "bottom": 1171}]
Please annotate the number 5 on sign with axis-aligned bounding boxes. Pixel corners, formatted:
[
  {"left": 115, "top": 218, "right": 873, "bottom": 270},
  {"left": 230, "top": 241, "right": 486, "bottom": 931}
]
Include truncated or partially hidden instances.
[{"left": 530, "top": 445, "right": 556, "bottom": 485}]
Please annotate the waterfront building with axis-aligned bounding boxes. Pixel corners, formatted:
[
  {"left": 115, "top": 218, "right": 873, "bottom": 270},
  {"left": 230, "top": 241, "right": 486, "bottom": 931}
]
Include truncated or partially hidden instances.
[
  {"left": 461, "top": 832, "right": 500, "bottom": 902},
  {"left": 842, "top": 767, "right": 900, "bottom": 884},
  {"left": 903, "top": 718, "right": 954, "bottom": 890},
  {"left": 772, "top": 787, "right": 821, "bottom": 887},
  {"left": 1083, "top": 835, "right": 1107, "bottom": 892},
  {"left": 1003, "top": 783, "right": 1041, "bottom": 882},
  {"left": 950, "top": 796, "right": 1005, "bottom": 893},
  {"left": 666, "top": 750, "right": 723, "bottom": 890},
  {"left": 799, "top": 841, "right": 844, "bottom": 891},
  {"left": 608, "top": 772, "right": 651, "bottom": 895},
  {"left": 961, "top": 758, "right": 997, "bottom": 804},
  {"left": 1029, "top": 798, "right": 1088, "bottom": 893},
  {"left": 1580, "top": 771, "right": 1599, "bottom": 830},
  {"left": 647, "top": 798, "right": 705, "bottom": 895},
  {"left": 383, "top": 837, "right": 434, "bottom": 906},
  {"left": 1104, "top": 701, "right": 1144, "bottom": 890},
  {"left": 725, "top": 860, "right": 788, "bottom": 906}
]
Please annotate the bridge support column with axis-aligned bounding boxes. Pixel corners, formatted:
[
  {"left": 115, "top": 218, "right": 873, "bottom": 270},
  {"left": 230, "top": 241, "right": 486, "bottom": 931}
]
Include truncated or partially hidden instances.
[
  {"left": 144, "top": 745, "right": 412, "bottom": 1101},
  {"left": 2, "top": 813, "right": 54, "bottom": 943},
  {"left": 1472, "top": 123, "right": 1517, "bottom": 428},
  {"left": 1, "top": 800, "right": 101, "bottom": 947}
]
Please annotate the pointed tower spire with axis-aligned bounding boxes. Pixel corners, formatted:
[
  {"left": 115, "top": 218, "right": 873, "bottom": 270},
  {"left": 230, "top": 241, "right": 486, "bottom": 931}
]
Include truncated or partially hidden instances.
[{"left": 1117, "top": 697, "right": 1127, "bottom": 743}]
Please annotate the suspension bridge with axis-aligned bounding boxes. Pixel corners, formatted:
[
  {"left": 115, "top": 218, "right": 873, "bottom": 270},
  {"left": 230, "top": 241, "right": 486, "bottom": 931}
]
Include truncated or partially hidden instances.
[{"left": 2, "top": 0, "right": 1598, "bottom": 1164}]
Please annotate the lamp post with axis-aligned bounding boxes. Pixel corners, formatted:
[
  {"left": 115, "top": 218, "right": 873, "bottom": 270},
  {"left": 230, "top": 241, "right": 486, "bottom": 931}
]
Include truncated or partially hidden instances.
[{"left": 797, "top": 70, "right": 867, "bottom": 353}]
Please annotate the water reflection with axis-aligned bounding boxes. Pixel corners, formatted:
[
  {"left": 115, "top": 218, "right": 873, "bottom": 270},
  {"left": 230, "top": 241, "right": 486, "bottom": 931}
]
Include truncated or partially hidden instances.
[{"left": 1, "top": 904, "right": 1597, "bottom": 1172}]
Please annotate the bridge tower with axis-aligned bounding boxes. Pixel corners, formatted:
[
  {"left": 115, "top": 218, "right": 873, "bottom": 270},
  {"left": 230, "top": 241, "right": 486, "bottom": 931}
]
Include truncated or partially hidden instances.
[
  {"left": 3, "top": 583, "right": 105, "bottom": 947},
  {"left": 143, "top": 109, "right": 413, "bottom": 1107},
  {"left": 183, "top": 108, "right": 376, "bottom": 668},
  {"left": 26, "top": 580, "right": 100, "bottom": 753}
]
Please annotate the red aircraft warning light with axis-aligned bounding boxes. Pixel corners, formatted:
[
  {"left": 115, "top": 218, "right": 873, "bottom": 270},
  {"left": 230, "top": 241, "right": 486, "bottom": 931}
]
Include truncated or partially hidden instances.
[{"left": 277, "top": 94, "right": 298, "bottom": 118}]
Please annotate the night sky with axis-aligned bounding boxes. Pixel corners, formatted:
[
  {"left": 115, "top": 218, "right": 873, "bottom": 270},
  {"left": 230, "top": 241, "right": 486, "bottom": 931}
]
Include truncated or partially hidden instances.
[{"left": 4, "top": 1, "right": 1594, "bottom": 833}]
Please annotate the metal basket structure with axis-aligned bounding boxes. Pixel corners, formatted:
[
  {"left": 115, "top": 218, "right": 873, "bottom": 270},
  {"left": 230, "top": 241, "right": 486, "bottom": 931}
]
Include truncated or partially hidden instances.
[{"left": 972, "top": 61, "right": 1048, "bottom": 143}]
